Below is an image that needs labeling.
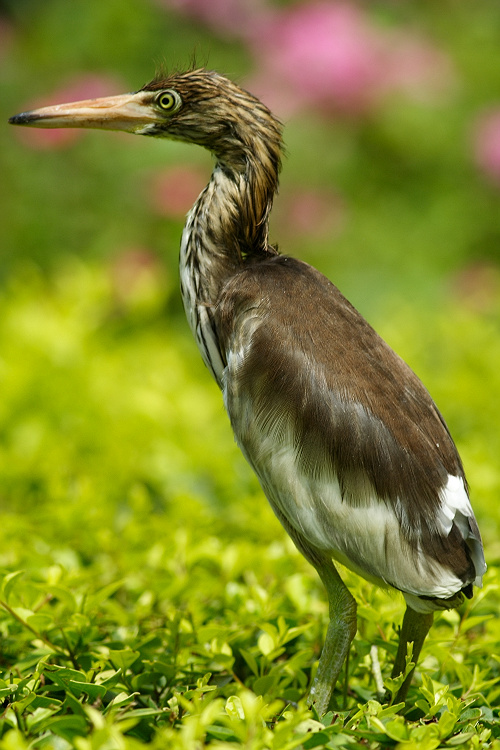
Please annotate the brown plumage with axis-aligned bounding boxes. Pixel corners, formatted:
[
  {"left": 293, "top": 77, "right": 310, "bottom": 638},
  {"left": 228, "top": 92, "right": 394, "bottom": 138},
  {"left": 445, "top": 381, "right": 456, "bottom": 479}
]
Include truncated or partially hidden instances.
[{"left": 9, "top": 67, "right": 485, "bottom": 714}]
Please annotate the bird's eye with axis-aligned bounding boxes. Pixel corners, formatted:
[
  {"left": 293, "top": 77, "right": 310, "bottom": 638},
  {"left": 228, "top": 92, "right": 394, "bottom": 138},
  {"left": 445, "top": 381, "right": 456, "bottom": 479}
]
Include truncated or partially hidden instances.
[{"left": 156, "top": 90, "right": 181, "bottom": 112}]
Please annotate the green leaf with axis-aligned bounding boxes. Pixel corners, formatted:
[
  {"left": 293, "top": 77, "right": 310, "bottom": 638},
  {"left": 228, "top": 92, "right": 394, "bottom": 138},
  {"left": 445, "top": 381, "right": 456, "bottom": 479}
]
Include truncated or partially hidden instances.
[
  {"left": 44, "top": 666, "right": 87, "bottom": 686},
  {"left": 26, "top": 613, "right": 54, "bottom": 631},
  {"left": 1, "top": 571, "right": 25, "bottom": 604},
  {"left": 446, "top": 732, "right": 477, "bottom": 746},
  {"left": 225, "top": 695, "right": 244, "bottom": 720},
  {"left": 25, "top": 706, "right": 62, "bottom": 732},
  {"left": 207, "top": 725, "right": 240, "bottom": 742},
  {"left": 108, "top": 649, "right": 140, "bottom": 672},
  {"left": 94, "top": 669, "right": 123, "bottom": 688},
  {"left": 239, "top": 648, "right": 259, "bottom": 676},
  {"left": 302, "top": 730, "right": 332, "bottom": 748},
  {"left": 253, "top": 674, "right": 279, "bottom": 696},
  {"left": 383, "top": 717, "right": 411, "bottom": 742},
  {"left": 37, "top": 715, "right": 88, "bottom": 740},
  {"left": 258, "top": 631, "right": 276, "bottom": 656},
  {"left": 438, "top": 709, "right": 458, "bottom": 738},
  {"left": 67, "top": 681, "right": 107, "bottom": 701},
  {"left": 106, "top": 692, "right": 138, "bottom": 710}
]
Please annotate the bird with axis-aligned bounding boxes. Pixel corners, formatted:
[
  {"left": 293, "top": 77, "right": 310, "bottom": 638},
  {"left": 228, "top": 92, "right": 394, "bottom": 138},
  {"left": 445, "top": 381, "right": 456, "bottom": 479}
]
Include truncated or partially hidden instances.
[{"left": 9, "top": 67, "right": 486, "bottom": 715}]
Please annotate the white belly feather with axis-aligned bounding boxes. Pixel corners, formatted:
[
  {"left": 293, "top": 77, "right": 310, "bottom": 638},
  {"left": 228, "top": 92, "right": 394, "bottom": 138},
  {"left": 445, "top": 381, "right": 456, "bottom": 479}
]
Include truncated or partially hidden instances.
[
  {"left": 222, "top": 351, "right": 484, "bottom": 613},
  {"left": 244, "top": 430, "right": 467, "bottom": 603}
]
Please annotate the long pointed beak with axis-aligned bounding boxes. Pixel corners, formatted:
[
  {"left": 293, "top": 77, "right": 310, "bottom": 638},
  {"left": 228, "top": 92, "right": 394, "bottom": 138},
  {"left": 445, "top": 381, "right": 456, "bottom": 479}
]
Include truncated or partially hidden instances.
[{"left": 9, "top": 91, "right": 158, "bottom": 134}]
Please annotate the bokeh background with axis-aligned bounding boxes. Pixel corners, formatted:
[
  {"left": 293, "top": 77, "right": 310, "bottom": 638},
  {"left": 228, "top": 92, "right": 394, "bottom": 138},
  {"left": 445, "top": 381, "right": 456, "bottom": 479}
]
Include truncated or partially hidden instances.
[
  {"left": 1, "top": 0, "right": 500, "bottom": 631},
  {"left": 3, "top": 0, "right": 500, "bottom": 307}
]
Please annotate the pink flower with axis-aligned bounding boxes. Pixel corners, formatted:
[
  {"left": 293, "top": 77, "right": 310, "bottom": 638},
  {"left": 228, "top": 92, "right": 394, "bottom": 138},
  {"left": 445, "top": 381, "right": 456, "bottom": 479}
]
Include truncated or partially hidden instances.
[
  {"left": 246, "top": 1, "right": 453, "bottom": 118},
  {"left": 150, "top": 165, "right": 207, "bottom": 218},
  {"left": 382, "top": 35, "right": 454, "bottom": 102},
  {"left": 158, "top": 0, "right": 265, "bottom": 36},
  {"left": 13, "top": 73, "right": 125, "bottom": 150},
  {"left": 249, "top": 2, "right": 384, "bottom": 116},
  {"left": 473, "top": 109, "right": 500, "bottom": 186},
  {"left": 274, "top": 187, "right": 346, "bottom": 241}
]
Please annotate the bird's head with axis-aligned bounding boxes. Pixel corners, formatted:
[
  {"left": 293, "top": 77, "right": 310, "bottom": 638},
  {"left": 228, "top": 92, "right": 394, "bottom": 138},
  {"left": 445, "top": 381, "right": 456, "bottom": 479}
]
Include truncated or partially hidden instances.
[{"left": 9, "top": 68, "right": 283, "bottom": 171}]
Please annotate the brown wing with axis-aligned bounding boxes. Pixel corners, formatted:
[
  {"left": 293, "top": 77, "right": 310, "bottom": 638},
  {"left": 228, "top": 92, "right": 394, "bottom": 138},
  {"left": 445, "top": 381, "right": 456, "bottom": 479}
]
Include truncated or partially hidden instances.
[{"left": 216, "top": 255, "right": 477, "bottom": 589}]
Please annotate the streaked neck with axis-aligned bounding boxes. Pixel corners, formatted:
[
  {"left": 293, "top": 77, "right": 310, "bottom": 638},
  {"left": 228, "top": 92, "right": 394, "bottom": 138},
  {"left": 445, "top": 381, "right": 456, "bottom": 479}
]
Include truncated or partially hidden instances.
[{"left": 179, "top": 149, "right": 280, "bottom": 383}]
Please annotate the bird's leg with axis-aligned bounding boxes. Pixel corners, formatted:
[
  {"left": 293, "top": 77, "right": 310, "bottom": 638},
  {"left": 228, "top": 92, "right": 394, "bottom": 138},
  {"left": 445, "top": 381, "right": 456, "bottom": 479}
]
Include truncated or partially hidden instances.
[
  {"left": 271, "top": 508, "right": 357, "bottom": 715},
  {"left": 391, "top": 606, "right": 433, "bottom": 703},
  {"left": 308, "top": 557, "right": 357, "bottom": 715}
]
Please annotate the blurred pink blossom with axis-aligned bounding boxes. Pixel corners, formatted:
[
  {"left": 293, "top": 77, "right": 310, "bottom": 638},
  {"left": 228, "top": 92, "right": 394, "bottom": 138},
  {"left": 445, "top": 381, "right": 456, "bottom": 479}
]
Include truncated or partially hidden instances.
[
  {"left": 109, "top": 248, "right": 168, "bottom": 309},
  {"left": 246, "top": 1, "right": 454, "bottom": 117},
  {"left": 150, "top": 165, "right": 207, "bottom": 218},
  {"left": 274, "top": 187, "right": 346, "bottom": 240},
  {"left": 382, "top": 36, "right": 454, "bottom": 102},
  {"left": 152, "top": 1, "right": 454, "bottom": 119},
  {"left": 450, "top": 261, "right": 500, "bottom": 313},
  {"left": 157, "top": 0, "right": 265, "bottom": 36},
  {"left": 473, "top": 109, "right": 500, "bottom": 186},
  {"left": 13, "top": 73, "right": 125, "bottom": 150},
  {"left": 249, "top": 2, "right": 384, "bottom": 115}
]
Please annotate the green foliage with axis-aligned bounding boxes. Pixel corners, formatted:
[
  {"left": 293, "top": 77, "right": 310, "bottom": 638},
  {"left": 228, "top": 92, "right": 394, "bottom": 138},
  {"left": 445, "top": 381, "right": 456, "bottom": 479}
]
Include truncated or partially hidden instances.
[{"left": 0, "top": 261, "right": 498, "bottom": 748}]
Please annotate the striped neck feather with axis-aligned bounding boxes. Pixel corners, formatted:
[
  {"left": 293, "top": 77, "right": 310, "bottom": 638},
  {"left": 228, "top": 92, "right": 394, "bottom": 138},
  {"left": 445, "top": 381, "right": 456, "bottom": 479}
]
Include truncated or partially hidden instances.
[{"left": 179, "top": 134, "right": 281, "bottom": 383}]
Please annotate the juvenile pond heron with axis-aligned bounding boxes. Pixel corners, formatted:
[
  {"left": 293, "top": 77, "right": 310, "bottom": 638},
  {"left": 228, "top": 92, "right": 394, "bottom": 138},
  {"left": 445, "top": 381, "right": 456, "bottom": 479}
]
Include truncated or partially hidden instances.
[{"left": 9, "top": 68, "right": 486, "bottom": 714}]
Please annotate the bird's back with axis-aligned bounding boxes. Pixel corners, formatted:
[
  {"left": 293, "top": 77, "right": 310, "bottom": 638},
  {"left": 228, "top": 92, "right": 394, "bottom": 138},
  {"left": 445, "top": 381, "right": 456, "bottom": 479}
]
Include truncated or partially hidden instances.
[{"left": 217, "top": 255, "right": 485, "bottom": 611}]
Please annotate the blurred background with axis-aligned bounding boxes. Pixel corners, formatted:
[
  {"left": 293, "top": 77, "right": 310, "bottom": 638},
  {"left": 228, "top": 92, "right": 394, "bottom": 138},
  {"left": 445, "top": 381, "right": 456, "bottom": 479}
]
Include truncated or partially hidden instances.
[
  {"left": 2, "top": 0, "right": 500, "bottom": 307},
  {"left": 1, "top": 1, "right": 500, "bottom": 558}
]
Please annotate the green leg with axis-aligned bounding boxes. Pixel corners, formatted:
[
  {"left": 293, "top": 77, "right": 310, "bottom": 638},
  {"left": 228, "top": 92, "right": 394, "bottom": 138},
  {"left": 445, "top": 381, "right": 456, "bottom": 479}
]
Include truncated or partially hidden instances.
[
  {"left": 309, "top": 558, "right": 357, "bottom": 715},
  {"left": 275, "top": 524, "right": 355, "bottom": 712},
  {"left": 392, "top": 606, "right": 434, "bottom": 702},
  {"left": 271, "top": 508, "right": 357, "bottom": 715}
]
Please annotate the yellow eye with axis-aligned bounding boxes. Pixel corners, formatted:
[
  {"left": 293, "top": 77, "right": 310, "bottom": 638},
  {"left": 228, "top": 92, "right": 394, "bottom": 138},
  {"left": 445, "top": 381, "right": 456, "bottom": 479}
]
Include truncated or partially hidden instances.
[{"left": 157, "top": 90, "right": 181, "bottom": 112}]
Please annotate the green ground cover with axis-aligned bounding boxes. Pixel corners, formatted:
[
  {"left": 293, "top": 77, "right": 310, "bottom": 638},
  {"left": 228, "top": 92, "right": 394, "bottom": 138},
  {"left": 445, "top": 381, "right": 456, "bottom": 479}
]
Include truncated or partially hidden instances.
[{"left": 0, "top": 262, "right": 499, "bottom": 748}]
